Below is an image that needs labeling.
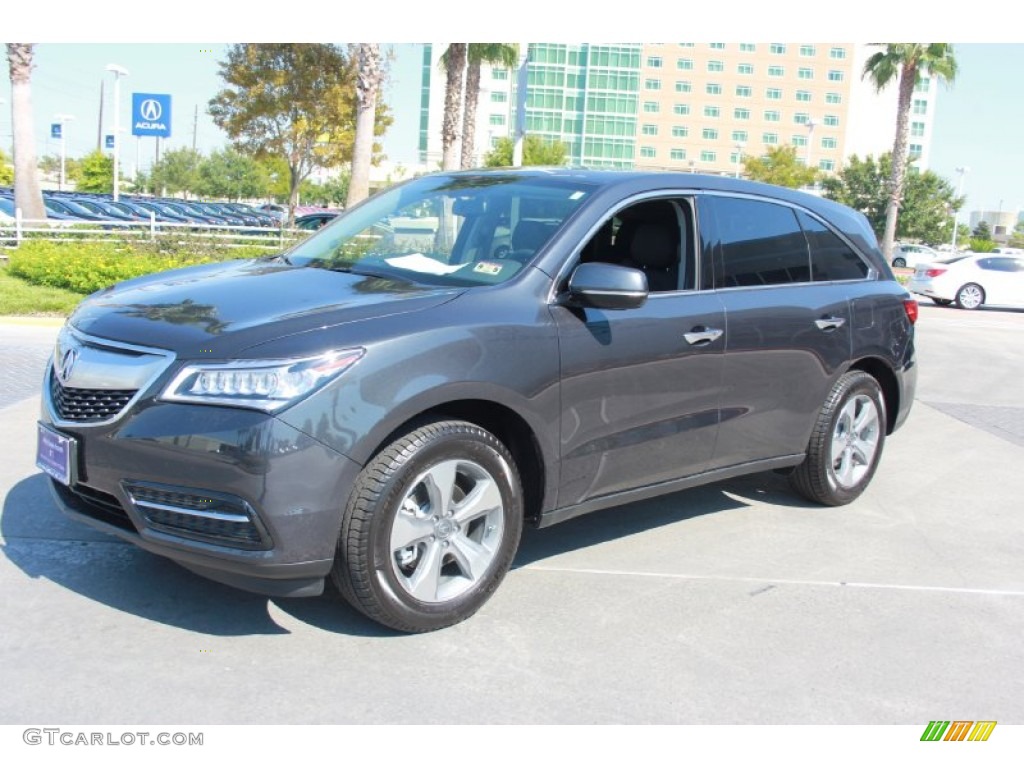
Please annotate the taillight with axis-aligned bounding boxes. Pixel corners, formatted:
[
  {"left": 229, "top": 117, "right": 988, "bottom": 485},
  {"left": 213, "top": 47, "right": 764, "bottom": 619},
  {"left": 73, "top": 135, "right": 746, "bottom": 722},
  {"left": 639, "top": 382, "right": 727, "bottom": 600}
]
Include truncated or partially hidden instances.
[
  {"left": 924, "top": 268, "right": 947, "bottom": 278},
  {"left": 903, "top": 298, "right": 919, "bottom": 325}
]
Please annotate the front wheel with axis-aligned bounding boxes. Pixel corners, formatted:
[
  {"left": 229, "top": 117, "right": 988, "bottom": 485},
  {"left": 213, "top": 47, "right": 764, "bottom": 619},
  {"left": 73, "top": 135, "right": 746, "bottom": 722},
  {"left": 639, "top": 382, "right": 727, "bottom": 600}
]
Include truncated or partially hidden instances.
[
  {"left": 954, "top": 283, "right": 985, "bottom": 310},
  {"left": 789, "top": 371, "right": 886, "bottom": 506},
  {"left": 332, "top": 420, "right": 523, "bottom": 633},
  {"left": 892, "top": 257, "right": 907, "bottom": 268}
]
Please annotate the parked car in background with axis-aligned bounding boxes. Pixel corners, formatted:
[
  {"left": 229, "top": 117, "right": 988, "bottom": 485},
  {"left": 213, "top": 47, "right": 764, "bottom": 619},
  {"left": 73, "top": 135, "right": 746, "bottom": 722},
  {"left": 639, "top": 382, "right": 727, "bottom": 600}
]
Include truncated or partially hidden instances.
[
  {"left": 891, "top": 242, "right": 941, "bottom": 269},
  {"left": 294, "top": 211, "right": 340, "bottom": 231},
  {"left": 37, "top": 170, "right": 917, "bottom": 633},
  {"left": 908, "top": 253, "right": 1024, "bottom": 309}
]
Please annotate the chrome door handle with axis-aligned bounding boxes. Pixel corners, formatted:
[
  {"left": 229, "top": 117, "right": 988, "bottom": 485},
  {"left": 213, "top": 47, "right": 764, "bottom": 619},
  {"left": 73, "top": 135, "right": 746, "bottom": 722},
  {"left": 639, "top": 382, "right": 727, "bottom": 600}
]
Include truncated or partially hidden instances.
[
  {"left": 814, "top": 317, "right": 846, "bottom": 331},
  {"left": 683, "top": 327, "right": 724, "bottom": 346}
]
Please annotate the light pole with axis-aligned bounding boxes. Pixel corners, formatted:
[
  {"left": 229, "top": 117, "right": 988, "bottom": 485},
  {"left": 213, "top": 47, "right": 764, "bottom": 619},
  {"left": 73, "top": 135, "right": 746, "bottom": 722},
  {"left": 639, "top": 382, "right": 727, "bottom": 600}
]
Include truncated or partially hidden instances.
[
  {"left": 54, "top": 113, "right": 75, "bottom": 191},
  {"left": 951, "top": 166, "right": 969, "bottom": 251},
  {"left": 105, "top": 64, "right": 129, "bottom": 201},
  {"left": 805, "top": 117, "right": 817, "bottom": 169},
  {"left": 733, "top": 142, "right": 745, "bottom": 179}
]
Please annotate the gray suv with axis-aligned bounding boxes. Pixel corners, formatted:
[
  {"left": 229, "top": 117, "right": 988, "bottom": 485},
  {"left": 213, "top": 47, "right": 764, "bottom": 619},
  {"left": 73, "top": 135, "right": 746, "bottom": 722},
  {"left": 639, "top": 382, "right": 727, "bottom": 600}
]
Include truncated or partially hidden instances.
[{"left": 37, "top": 170, "right": 917, "bottom": 632}]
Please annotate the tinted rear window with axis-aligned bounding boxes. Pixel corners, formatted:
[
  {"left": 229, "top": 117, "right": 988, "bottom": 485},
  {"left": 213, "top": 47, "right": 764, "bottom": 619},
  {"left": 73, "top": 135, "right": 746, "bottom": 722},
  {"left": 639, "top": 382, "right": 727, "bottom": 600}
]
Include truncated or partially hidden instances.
[
  {"left": 709, "top": 196, "right": 809, "bottom": 287},
  {"left": 797, "top": 210, "right": 869, "bottom": 281}
]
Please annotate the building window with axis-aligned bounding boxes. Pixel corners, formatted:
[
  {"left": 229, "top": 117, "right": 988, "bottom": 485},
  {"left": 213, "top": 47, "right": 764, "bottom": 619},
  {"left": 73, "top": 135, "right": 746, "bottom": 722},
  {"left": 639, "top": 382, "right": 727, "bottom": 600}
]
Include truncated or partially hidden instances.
[
  {"left": 798, "top": 67, "right": 814, "bottom": 79},
  {"left": 700, "top": 150, "right": 717, "bottom": 162},
  {"left": 829, "top": 47, "right": 847, "bottom": 59},
  {"left": 796, "top": 90, "right": 812, "bottom": 102},
  {"left": 645, "top": 78, "right": 661, "bottom": 90},
  {"left": 909, "top": 143, "right": 923, "bottom": 157},
  {"left": 792, "top": 135, "right": 807, "bottom": 147},
  {"left": 794, "top": 113, "right": 809, "bottom": 124},
  {"left": 672, "top": 125, "right": 688, "bottom": 137},
  {"left": 670, "top": 148, "right": 687, "bottom": 160},
  {"left": 823, "top": 114, "right": 839, "bottom": 126},
  {"left": 647, "top": 55, "right": 663, "bottom": 68},
  {"left": 738, "top": 63, "right": 754, "bottom": 75},
  {"left": 642, "top": 123, "right": 658, "bottom": 136},
  {"left": 706, "top": 83, "right": 722, "bottom": 95},
  {"left": 766, "top": 87, "right": 782, "bottom": 100},
  {"left": 492, "top": 68, "right": 509, "bottom": 80},
  {"left": 491, "top": 91, "right": 508, "bottom": 103},
  {"left": 732, "top": 130, "right": 748, "bottom": 142},
  {"left": 709, "top": 43, "right": 726, "bottom": 49},
  {"left": 770, "top": 43, "right": 786, "bottom": 54},
  {"left": 800, "top": 45, "right": 816, "bottom": 57},
  {"left": 819, "top": 159, "right": 835, "bottom": 171},
  {"left": 821, "top": 137, "right": 838, "bottom": 149},
  {"left": 828, "top": 70, "right": 844, "bottom": 82},
  {"left": 736, "top": 85, "right": 752, "bottom": 97},
  {"left": 675, "top": 80, "right": 692, "bottom": 93},
  {"left": 489, "top": 114, "right": 506, "bottom": 126},
  {"left": 640, "top": 146, "right": 656, "bottom": 158},
  {"left": 679, "top": 43, "right": 695, "bottom": 47},
  {"left": 915, "top": 77, "right": 931, "bottom": 93},
  {"left": 708, "top": 60, "right": 724, "bottom": 72},
  {"left": 913, "top": 98, "right": 928, "bottom": 115},
  {"left": 768, "top": 65, "right": 784, "bottom": 77},
  {"left": 764, "top": 110, "right": 780, "bottom": 122},
  {"left": 643, "top": 101, "right": 660, "bottom": 113},
  {"left": 677, "top": 58, "right": 694, "bottom": 70},
  {"left": 740, "top": 43, "right": 756, "bottom": 52},
  {"left": 763, "top": 132, "right": 779, "bottom": 145},
  {"left": 704, "top": 106, "right": 721, "bottom": 118},
  {"left": 826, "top": 92, "right": 842, "bottom": 105},
  {"left": 730, "top": 150, "right": 743, "bottom": 164},
  {"left": 673, "top": 104, "right": 690, "bottom": 115},
  {"left": 911, "top": 121, "right": 925, "bottom": 137},
  {"left": 702, "top": 127, "right": 719, "bottom": 140},
  {"left": 734, "top": 108, "right": 750, "bottom": 120}
]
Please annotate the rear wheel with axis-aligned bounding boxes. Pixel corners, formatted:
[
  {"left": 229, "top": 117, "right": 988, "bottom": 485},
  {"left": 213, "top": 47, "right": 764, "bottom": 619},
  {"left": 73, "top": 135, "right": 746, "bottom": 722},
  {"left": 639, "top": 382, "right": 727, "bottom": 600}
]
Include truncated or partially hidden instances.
[
  {"left": 954, "top": 283, "right": 985, "bottom": 310},
  {"left": 332, "top": 420, "right": 523, "bottom": 633},
  {"left": 892, "top": 257, "right": 907, "bottom": 268},
  {"left": 789, "top": 371, "right": 886, "bottom": 506}
]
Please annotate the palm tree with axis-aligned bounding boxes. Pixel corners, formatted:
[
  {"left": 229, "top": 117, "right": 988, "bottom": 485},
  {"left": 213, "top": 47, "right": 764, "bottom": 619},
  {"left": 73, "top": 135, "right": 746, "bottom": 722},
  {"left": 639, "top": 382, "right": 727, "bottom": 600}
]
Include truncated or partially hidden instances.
[
  {"left": 440, "top": 43, "right": 467, "bottom": 171},
  {"left": 347, "top": 43, "right": 382, "bottom": 206},
  {"left": 461, "top": 44, "right": 518, "bottom": 169},
  {"left": 862, "top": 43, "right": 957, "bottom": 260},
  {"left": 6, "top": 44, "right": 45, "bottom": 220}
]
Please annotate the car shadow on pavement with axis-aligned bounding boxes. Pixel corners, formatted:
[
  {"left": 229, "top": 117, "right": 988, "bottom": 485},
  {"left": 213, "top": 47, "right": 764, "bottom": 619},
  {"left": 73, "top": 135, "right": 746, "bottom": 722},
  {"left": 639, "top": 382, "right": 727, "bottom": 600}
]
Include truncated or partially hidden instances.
[{"left": 2, "top": 470, "right": 815, "bottom": 638}]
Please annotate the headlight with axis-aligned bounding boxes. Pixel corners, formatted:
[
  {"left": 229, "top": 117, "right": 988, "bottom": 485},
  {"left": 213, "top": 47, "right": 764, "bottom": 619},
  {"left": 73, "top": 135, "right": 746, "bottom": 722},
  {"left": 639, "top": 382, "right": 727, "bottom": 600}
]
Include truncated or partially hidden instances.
[{"left": 160, "top": 348, "right": 364, "bottom": 412}]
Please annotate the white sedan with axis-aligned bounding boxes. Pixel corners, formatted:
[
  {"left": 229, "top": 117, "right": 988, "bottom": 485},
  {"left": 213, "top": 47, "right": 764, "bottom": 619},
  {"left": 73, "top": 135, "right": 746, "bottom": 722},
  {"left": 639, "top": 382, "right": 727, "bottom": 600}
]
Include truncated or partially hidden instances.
[
  {"left": 892, "top": 243, "right": 942, "bottom": 269},
  {"left": 908, "top": 253, "right": 1024, "bottom": 310}
]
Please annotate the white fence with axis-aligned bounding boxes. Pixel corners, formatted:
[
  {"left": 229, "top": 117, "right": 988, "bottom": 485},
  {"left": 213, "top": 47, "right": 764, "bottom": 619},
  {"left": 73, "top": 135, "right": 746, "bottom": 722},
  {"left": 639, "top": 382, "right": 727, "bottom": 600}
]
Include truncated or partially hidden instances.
[{"left": 0, "top": 209, "right": 308, "bottom": 251}]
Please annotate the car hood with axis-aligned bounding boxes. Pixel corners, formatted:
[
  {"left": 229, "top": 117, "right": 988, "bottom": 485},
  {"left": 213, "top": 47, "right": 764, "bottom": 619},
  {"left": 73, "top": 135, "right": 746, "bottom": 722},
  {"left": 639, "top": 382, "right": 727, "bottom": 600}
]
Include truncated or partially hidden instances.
[{"left": 69, "top": 258, "right": 464, "bottom": 357}]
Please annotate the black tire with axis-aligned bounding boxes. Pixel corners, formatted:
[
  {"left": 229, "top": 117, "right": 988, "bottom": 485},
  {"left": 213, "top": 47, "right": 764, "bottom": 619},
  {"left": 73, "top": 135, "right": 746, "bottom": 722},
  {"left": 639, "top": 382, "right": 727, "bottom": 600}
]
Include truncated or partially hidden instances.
[
  {"left": 931, "top": 298, "right": 953, "bottom": 307},
  {"left": 331, "top": 420, "right": 523, "bottom": 633},
  {"left": 954, "top": 283, "right": 985, "bottom": 310},
  {"left": 892, "top": 257, "right": 907, "bottom": 268},
  {"left": 789, "top": 371, "right": 887, "bottom": 506}
]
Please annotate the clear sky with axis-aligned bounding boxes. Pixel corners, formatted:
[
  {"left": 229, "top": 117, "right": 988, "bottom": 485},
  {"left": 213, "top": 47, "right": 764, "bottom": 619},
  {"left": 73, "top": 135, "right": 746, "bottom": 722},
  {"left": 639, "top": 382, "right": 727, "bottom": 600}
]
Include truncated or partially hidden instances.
[{"left": 4, "top": 4, "right": 1021, "bottom": 216}]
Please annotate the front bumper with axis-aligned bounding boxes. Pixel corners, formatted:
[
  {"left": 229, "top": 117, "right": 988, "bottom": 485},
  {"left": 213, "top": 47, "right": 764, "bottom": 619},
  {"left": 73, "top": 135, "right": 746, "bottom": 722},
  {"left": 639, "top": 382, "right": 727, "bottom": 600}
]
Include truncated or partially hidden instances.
[{"left": 42, "top": 367, "right": 363, "bottom": 598}]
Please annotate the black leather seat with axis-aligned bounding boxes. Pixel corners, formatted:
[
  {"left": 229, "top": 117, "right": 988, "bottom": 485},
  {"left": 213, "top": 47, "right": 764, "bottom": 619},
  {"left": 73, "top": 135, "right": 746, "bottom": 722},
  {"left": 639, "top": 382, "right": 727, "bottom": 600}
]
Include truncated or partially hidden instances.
[{"left": 622, "top": 223, "right": 679, "bottom": 292}]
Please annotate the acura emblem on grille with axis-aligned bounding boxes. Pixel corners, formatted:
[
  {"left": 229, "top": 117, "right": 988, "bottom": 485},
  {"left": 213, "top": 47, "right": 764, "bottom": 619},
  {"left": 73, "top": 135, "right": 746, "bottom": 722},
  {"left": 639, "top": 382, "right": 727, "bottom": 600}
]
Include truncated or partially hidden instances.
[{"left": 57, "top": 348, "right": 79, "bottom": 384}]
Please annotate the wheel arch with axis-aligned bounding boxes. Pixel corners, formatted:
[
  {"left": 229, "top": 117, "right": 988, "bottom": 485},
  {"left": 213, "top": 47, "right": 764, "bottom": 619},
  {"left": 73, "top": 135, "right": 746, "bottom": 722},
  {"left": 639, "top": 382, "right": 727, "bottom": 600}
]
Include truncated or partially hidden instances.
[{"left": 848, "top": 357, "right": 900, "bottom": 434}]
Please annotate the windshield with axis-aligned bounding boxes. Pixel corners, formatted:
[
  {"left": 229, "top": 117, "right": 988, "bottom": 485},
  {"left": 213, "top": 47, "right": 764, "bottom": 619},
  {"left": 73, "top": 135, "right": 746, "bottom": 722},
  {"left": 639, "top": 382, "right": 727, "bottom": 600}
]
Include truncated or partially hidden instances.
[{"left": 286, "top": 173, "right": 594, "bottom": 286}]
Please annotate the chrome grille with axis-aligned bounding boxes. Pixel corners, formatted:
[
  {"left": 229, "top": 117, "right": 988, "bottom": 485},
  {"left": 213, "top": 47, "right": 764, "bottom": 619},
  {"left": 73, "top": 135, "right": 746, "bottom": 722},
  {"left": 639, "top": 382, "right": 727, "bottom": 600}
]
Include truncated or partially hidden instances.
[{"left": 50, "top": 375, "right": 136, "bottom": 423}]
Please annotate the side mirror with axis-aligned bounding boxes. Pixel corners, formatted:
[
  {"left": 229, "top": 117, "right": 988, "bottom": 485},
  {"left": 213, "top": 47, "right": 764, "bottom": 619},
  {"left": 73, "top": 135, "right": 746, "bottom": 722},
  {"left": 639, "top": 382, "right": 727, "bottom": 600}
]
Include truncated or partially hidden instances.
[{"left": 567, "top": 262, "right": 648, "bottom": 310}]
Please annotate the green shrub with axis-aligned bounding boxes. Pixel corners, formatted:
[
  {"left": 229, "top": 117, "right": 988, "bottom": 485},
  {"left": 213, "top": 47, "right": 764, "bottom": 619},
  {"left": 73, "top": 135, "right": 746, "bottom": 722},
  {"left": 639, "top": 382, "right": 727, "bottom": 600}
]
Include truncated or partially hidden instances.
[{"left": 7, "top": 240, "right": 271, "bottom": 295}]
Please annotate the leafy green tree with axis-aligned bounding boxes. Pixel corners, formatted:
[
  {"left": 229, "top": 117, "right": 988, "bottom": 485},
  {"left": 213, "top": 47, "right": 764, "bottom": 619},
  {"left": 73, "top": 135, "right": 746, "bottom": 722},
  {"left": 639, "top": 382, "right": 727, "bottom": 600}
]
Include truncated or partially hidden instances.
[
  {"left": 150, "top": 147, "right": 202, "bottom": 198},
  {"left": 862, "top": 43, "right": 958, "bottom": 260},
  {"left": 972, "top": 220, "right": 991, "bottom": 239},
  {"left": 196, "top": 149, "right": 268, "bottom": 200},
  {"left": 0, "top": 149, "right": 13, "bottom": 185},
  {"left": 969, "top": 237, "right": 997, "bottom": 253},
  {"left": 462, "top": 44, "right": 518, "bottom": 169},
  {"left": 6, "top": 44, "right": 45, "bottom": 219},
  {"left": 483, "top": 135, "right": 567, "bottom": 167},
  {"left": 209, "top": 44, "right": 391, "bottom": 224},
  {"left": 742, "top": 145, "right": 818, "bottom": 188},
  {"left": 302, "top": 174, "right": 350, "bottom": 207},
  {"left": 73, "top": 151, "right": 114, "bottom": 193},
  {"left": 822, "top": 153, "right": 960, "bottom": 244},
  {"left": 1009, "top": 220, "right": 1024, "bottom": 249}
]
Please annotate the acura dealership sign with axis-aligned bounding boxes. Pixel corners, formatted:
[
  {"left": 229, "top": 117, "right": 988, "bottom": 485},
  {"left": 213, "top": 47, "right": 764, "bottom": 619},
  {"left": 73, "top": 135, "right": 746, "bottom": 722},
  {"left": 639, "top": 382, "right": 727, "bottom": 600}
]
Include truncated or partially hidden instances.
[{"left": 132, "top": 93, "right": 172, "bottom": 137}]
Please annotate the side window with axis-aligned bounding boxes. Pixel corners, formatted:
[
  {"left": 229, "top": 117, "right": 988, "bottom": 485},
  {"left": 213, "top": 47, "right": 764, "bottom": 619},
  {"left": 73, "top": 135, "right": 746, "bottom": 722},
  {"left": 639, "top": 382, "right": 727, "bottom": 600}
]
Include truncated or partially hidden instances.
[
  {"left": 705, "top": 196, "right": 809, "bottom": 286},
  {"left": 978, "top": 257, "right": 1019, "bottom": 272},
  {"left": 797, "top": 210, "right": 869, "bottom": 280},
  {"left": 578, "top": 198, "right": 697, "bottom": 292}
]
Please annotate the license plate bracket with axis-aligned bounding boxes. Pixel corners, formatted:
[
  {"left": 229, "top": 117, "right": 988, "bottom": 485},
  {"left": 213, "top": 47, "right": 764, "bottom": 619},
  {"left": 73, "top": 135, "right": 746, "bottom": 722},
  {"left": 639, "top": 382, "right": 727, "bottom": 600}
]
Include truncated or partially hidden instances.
[{"left": 36, "top": 422, "right": 76, "bottom": 487}]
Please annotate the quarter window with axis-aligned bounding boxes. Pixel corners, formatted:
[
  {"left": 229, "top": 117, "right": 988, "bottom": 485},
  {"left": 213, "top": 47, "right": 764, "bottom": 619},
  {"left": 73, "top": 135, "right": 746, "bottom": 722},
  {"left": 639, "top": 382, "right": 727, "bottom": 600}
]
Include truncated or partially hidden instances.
[{"left": 797, "top": 211, "right": 869, "bottom": 281}]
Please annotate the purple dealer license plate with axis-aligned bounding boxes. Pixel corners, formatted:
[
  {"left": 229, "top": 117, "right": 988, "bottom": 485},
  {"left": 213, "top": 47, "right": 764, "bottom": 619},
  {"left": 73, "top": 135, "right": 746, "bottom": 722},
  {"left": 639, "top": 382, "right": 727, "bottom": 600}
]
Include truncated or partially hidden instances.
[{"left": 36, "top": 422, "right": 74, "bottom": 486}]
